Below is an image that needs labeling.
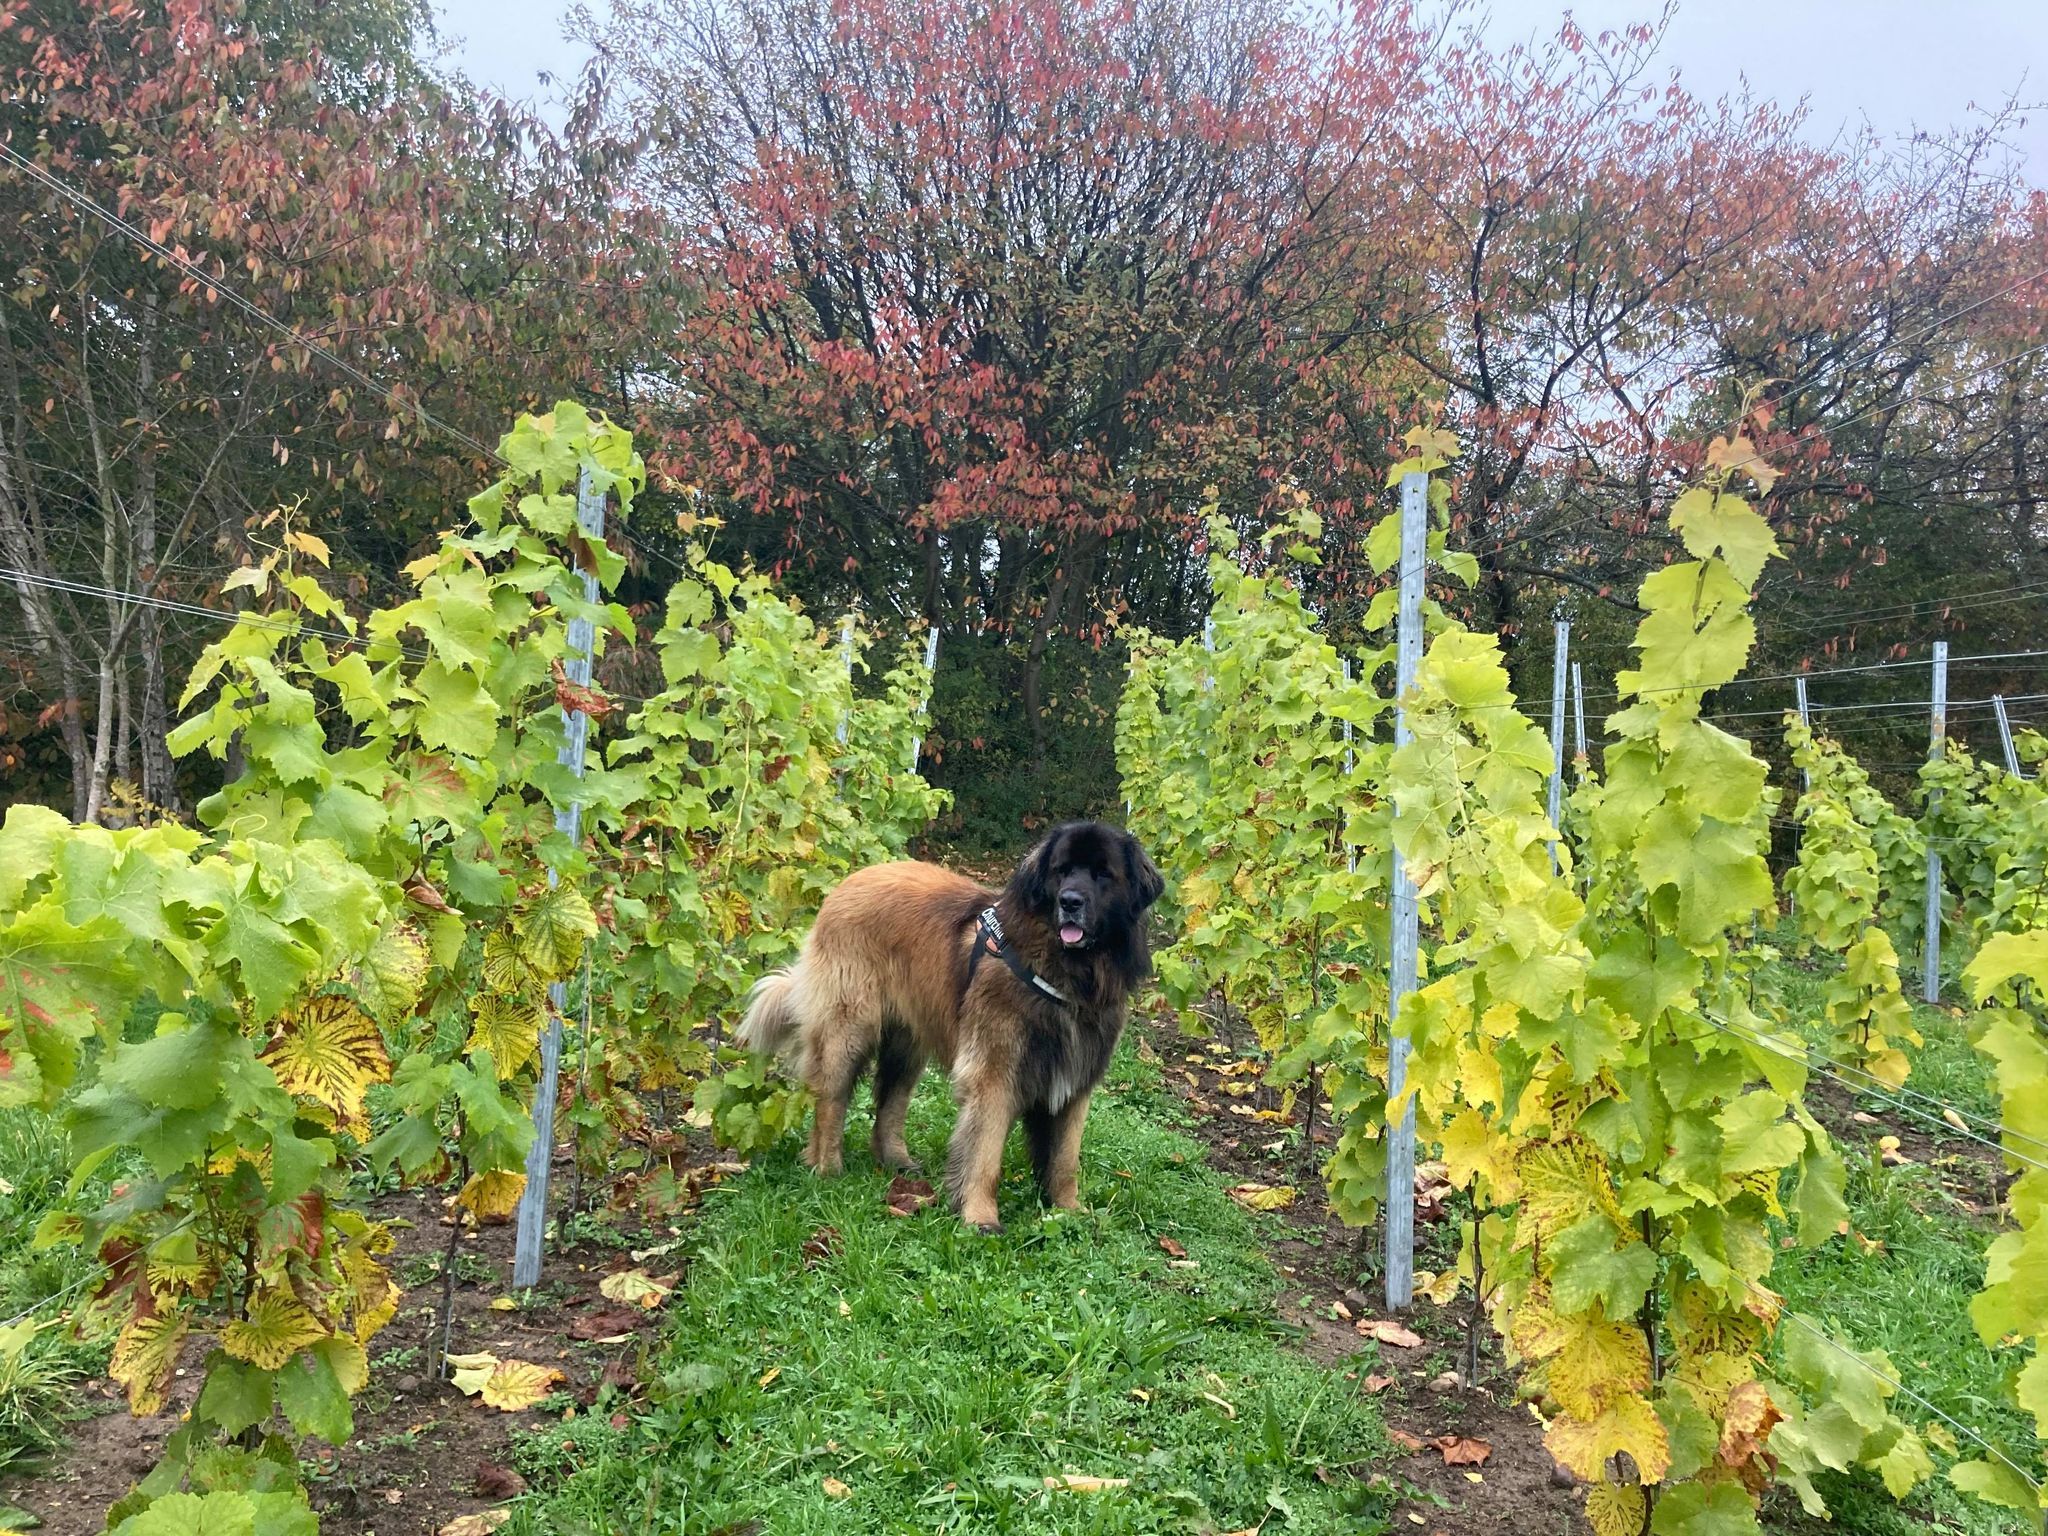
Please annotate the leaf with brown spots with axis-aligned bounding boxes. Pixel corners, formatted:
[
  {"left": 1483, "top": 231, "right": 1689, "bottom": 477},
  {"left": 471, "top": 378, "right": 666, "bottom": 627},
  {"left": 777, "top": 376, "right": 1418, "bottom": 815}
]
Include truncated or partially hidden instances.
[{"left": 1157, "top": 1236, "right": 1187, "bottom": 1258}]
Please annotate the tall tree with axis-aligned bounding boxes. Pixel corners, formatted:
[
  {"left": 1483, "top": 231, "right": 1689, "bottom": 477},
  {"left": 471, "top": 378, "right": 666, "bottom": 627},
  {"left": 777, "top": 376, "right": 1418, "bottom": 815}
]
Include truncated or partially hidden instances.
[
  {"left": 582, "top": 0, "right": 1442, "bottom": 763},
  {"left": 0, "top": 0, "right": 677, "bottom": 819}
]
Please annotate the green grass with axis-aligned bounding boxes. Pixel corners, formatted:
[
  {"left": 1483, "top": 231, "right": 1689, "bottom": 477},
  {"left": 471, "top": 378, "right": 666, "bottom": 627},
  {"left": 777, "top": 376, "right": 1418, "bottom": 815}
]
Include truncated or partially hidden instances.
[
  {"left": 0, "top": 1107, "right": 108, "bottom": 1475},
  {"left": 1757, "top": 951, "right": 2032, "bottom": 1534},
  {"left": 509, "top": 1048, "right": 1396, "bottom": 1535}
]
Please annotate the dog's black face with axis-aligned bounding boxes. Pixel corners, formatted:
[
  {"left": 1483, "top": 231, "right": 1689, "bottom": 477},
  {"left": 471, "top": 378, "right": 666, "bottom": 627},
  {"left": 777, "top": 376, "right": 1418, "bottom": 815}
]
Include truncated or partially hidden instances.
[{"left": 1010, "top": 822, "right": 1165, "bottom": 953}]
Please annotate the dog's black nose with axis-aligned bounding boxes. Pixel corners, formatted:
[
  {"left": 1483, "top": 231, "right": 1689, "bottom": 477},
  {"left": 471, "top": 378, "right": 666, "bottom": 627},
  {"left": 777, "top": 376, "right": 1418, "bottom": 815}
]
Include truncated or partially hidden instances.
[{"left": 1058, "top": 891, "right": 1084, "bottom": 917}]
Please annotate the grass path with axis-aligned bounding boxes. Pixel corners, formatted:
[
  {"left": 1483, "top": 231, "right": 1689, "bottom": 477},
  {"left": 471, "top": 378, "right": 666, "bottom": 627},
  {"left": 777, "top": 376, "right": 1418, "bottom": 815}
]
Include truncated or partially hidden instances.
[
  {"left": 1761, "top": 957, "right": 2022, "bottom": 1535},
  {"left": 509, "top": 1049, "right": 1397, "bottom": 1535}
]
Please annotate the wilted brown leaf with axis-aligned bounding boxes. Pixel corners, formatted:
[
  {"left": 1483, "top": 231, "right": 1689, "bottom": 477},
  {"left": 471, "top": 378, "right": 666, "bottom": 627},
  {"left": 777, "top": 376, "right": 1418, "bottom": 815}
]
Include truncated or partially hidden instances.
[
  {"left": 474, "top": 1461, "right": 528, "bottom": 1499},
  {"left": 822, "top": 1476, "right": 852, "bottom": 1498},
  {"left": 438, "top": 1514, "right": 510, "bottom": 1536},
  {"left": 1356, "top": 1319, "right": 1424, "bottom": 1348},
  {"left": 1158, "top": 1236, "right": 1187, "bottom": 1259},
  {"left": 1434, "top": 1435, "right": 1491, "bottom": 1466},
  {"left": 569, "top": 1307, "right": 644, "bottom": 1341},
  {"left": 885, "top": 1176, "right": 937, "bottom": 1217}
]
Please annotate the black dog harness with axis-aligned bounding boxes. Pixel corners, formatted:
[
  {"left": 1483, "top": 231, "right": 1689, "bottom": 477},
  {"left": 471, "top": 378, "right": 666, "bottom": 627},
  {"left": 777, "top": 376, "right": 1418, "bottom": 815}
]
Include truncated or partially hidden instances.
[{"left": 965, "top": 906, "right": 1069, "bottom": 1004}]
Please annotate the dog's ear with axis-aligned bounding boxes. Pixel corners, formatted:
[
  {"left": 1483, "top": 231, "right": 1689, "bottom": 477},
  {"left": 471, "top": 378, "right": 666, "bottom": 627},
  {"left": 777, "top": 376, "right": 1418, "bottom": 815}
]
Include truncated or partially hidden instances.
[
  {"left": 1123, "top": 835, "right": 1165, "bottom": 913},
  {"left": 1014, "top": 834, "right": 1060, "bottom": 911}
]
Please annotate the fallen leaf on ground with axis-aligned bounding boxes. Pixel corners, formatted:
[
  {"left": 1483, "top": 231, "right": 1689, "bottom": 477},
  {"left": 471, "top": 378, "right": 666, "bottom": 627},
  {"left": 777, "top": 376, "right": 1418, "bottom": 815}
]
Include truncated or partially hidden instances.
[
  {"left": 1044, "top": 1475, "right": 1129, "bottom": 1492},
  {"left": 474, "top": 1462, "right": 528, "bottom": 1499},
  {"left": 1360, "top": 1374, "right": 1396, "bottom": 1394},
  {"left": 1389, "top": 1428, "right": 1426, "bottom": 1452},
  {"left": 488, "top": 1297, "right": 517, "bottom": 1312},
  {"left": 381, "top": 1490, "right": 403, "bottom": 1505},
  {"left": 1225, "top": 1182, "right": 1296, "bottom": 1212},
  {"left": 1433, "top": 1436, "right": 1490, "bottom": 1466},
  {"left": 1357, "top": 1319, "right": 1425, "bottom": 1348},
  {"left": 1331, "top": 1300, "right": 1353, "bottom": 1319},
  {"left": 885, "top": 1176, "right": 937, "bottom": 1216},
  {"left": 822, "top": 1476, "right": 852, "bottom": 1498},
  {"left": 802, "top": 1226, "right": 843, "bottom": 1266},
  {"left": 758, "top": 1367, "right": 780, "bottom": 1389},
  {"left": 1158, "top": 1237, "right": 1187, "bottom": 1258},
  {"left": 438, "top": 1514, "right": 510, "bottom": 1536},
  {"left": 569, "top": 1307, "right": 644, "bottom": 1341},
  {"left": 598, "top": 1268, "right": 675, "bottom": 1309},
  {"left": 448, "top": 1352, "right": 564, "bottom": 1411}
]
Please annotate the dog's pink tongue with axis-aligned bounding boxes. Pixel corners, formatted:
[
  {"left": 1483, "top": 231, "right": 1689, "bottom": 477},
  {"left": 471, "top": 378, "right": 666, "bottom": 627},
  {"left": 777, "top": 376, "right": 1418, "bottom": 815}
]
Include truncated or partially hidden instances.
[{"left": 1060, "top": 923, "right": 1085, "bottom": 946}]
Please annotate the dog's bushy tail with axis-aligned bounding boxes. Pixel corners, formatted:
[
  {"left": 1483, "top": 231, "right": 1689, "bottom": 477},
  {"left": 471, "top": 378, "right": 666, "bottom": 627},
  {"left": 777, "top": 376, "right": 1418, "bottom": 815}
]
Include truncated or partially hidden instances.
[{"left": 735, "top": 966, "right": 805, "bottom": 1064}]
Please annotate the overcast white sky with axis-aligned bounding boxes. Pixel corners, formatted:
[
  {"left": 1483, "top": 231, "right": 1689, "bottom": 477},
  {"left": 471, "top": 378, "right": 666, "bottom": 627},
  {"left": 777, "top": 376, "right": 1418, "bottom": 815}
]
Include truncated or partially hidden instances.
[{"left": 431, "top": 0, "right": 2046, "bottom": 182}]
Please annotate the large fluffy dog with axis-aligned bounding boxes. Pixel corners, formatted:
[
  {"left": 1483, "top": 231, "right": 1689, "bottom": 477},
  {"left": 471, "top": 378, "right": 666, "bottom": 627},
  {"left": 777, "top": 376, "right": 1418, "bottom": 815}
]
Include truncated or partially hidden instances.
[{"left": 736, "top": 822, "right": 1164, "bottom": 1229}]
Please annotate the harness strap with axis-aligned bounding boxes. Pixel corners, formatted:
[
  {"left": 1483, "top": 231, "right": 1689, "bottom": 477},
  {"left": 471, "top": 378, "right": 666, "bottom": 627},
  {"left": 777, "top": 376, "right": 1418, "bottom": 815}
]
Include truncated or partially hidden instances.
[{"left": 965, "top": 906, "right": 1068, "bottom": 1003}]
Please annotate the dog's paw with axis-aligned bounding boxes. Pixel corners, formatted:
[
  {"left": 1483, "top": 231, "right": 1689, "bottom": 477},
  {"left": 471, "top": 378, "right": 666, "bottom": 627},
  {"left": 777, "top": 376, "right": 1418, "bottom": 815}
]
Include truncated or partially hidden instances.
[{"left": 970, "top": 1219, "right": 1005, "bottom": 1236}]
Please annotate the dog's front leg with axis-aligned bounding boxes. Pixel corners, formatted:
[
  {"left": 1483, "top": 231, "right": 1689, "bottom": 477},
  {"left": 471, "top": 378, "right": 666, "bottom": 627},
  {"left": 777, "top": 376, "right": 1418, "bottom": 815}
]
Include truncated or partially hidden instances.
[
  {"left": 946, "top": 1076, "right": 1015, "bottom": 1232},
  {"left": 1035, "top": 1091, "right": 1092, "bottom": 1211}
]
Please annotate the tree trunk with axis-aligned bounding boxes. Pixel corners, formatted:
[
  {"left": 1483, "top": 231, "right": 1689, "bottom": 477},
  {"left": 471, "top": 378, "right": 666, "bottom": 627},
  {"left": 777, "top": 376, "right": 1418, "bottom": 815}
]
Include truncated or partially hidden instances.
[
  {"left": 0, "top": 300, "right": 93, "bottom": 818},
  {"left": 1021, "top": 554, "right": 1077, "bottom": 778},
  {"left": 131, "top": 287, "right": 181, "bottom": 815}
]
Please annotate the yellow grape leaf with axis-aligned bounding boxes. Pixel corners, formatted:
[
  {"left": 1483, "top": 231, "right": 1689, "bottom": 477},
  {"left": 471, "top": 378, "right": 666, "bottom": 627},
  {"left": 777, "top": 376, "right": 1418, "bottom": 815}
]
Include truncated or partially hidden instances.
[
  {"left": 480, "top": 927, "right": 531, "bottom": 992},
  {"left": 489, "top": 1297, "right": 518, "bottom": 1313},
  {"left": 1585, "top": 1482, "right": 1646, "bottom": 1536},
  {"left": 456, "top": 1169, "right": 527, "bottom": 1222},
  {"left": 1415, "top": 1269, "right": 1461, "bottom": 1307},
  {"left": 466, "top": 993, "right": 546, "bottom": 1079},
  {"left": 0, "top": 1319, "right": 34, "bottom": 1361},
  {"left": 1225, "top": 1182, "right": 1296, "bottom": 1212},
  {"left": 402, "top": 551, "right": 442, "bottom": 585},
  {"left": 1517, "top": 1140, "right": 1618, "bottom": 1241},
  {"left": 339, "top": 1244, "right": 401, "bottom": 1342},
  {"left": 284, "top": 530, "right": 332, "bottom": 566},
  {"left": 822, "top": 1476, "right": 852, "bottom": 1499},
  {"left": 479, "top": 1359, "right": 563, "bottom": 1411},
  {"left": 447, "top": 1351, "right": 501, "bottom": 1397},
  {"left": 221, "top": 1288, "right": 327, "bottom": 1371},
  {"left": 1545, "top": 1393, "right": 1670, "bottom": 1485},
  {"left": 109, "top": 1306, "right": 189, "bottom": 1415},
  {"left": 1441, "top": 1108, "right": 1509, "bottom": 1193},
  {"left": 352, "top": 921, "right": 430, "bottom": 1022},
  {"left": 1401, "top": 425, "right": 1461, "bottom": 462},
  {"left": 517, "top": 884, "right": 597, "bottom": 982},
  {"left": 1668, "top": 484, "right": 1778, "bottom": 590},
  {"left": 260, "top": 995, "right": 392, "bottom": 1133},
  {"left": 438, "top": 1513, "right": 510, "bottom": 1536},
  {"left": 598, "top": 1268, "right": 675, "bottom": 1310},
  {"left": 1549, "top": 1314, "right": 1652, "bottom": 1420},
  {"left": 1508, "top": 1287, "right": 1573, "bottom": 1363}
]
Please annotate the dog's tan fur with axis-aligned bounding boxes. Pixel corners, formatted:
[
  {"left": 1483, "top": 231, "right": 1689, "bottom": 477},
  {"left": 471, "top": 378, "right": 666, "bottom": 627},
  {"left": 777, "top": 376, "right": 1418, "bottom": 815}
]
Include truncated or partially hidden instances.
[{"left": 737, "top": 824, "right": 1160, "bottom": 1229}]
